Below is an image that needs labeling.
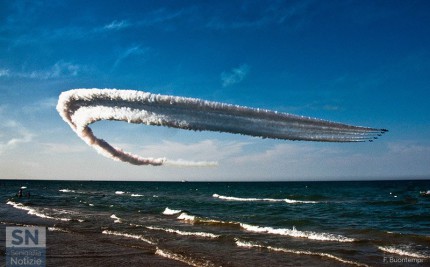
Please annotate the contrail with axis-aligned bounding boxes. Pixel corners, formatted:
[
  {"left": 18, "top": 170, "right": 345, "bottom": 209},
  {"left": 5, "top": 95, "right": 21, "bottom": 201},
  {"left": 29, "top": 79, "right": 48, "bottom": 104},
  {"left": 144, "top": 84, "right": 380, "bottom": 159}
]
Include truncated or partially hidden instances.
[{"left": 57, "top": 88, "right": 387, "bottom": 166}]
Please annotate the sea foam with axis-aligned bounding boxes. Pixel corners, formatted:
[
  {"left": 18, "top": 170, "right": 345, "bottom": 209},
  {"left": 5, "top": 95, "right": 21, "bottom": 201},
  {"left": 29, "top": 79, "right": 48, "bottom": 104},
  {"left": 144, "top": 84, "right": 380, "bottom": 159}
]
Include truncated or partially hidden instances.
[
  {"left": 236, "top": 239, "right": 368, "bottom": 266},
  {"left": 213, "top": 193, "right": 318, "bottom": 204},
  {"left": 110, "top": 214, "right": 122, "bottom": 223},
  {"left": 7, "top": 201, "right": 71, "bottom": 222},
  {"left": 378, "top": 245, "right": 430, "bottom": 259},
  {"left": 59, "top": 189, "right": 76, "bottom": 193},
  {"left": 155, "top": 248, "right": 215, "bottom": 267},
  {"left": 240, "top": 223, "right": 355, "bottom": 242},
  {"left": 102, "top": 230, "right": 154, "bottom": 245},
  {"left": 162, "top": 207, "right": 182, "bottom": 215},
  {"left": 146, "top": 226, "right": 219, "bottom": 239}
]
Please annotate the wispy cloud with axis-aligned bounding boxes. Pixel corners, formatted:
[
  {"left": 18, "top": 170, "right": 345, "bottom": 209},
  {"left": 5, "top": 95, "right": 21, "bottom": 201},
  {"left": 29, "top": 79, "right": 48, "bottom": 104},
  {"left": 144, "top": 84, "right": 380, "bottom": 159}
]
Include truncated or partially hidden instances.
[
  {"left": 22, "top": 97, "right": 58, "bottom": 114},
  {"left": 137, "top": 8, "right": 189, "bottom": 27},
  {"left": 28, "top": 61, "right": 80, "bottom": 79},
  {"left": 206, "top": 1, "right": 314, "bottom": 30},
  {"left": 0, "top": 119, "right": 34, "bottom": 155},
  {"left": 221, "top": 64, "right": 250, "bottom": 87},
  {"left": 0, "top": 69, "right": 10, "bottom": 77},
  {"left": 113, "top": 45, "right": 148, "bottom": 69},
  {"left": 102, "top": 20, "right": 130, "bottom": 31},
  {"left": 4, "top": 61, "right": 82, "bottom": 80}
]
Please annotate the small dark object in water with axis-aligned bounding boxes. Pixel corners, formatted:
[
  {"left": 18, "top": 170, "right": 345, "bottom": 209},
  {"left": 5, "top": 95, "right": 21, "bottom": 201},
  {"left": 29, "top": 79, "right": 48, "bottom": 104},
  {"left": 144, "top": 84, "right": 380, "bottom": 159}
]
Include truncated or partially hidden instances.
[{"left": 419, "top": 190, "right": 430, "bottom": 197}]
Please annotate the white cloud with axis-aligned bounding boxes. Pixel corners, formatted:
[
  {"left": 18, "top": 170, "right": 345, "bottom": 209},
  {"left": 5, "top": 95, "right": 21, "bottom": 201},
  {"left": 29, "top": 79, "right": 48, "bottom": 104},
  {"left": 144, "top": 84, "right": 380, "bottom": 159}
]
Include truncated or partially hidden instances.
[
  {"left": 113, "top": 45, "right": 148, "bottom": 69},
  {"left": 4, "top": 61, "right": 82, "bottom": 80},
  {"left": 103, "top": 20, "right": 130, "bottom": 31},
  {"left": 206, "top": 1, "right": 313, "bottom": 31},
  {"left": 0, "top": 69, "right": 10, "bottom": 77},
  {"left": 221, "top": 64, "right": 250, "bottom": 87},
  {"left": 0, "top": 119, "right": 34, "bottom": 155},
  {"left": 22, "top": 97, "right": 58, "bottom": 114},
  {"left": 29, "top": 61, "right": 80, "bottom": 79}
]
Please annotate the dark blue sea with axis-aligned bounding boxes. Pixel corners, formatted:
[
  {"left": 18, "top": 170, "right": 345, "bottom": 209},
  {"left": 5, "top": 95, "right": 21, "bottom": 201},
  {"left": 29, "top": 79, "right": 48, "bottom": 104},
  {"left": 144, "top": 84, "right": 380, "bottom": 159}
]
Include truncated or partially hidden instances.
[{"left": 1, "top": 180, "right": 429, "bottom": 266}]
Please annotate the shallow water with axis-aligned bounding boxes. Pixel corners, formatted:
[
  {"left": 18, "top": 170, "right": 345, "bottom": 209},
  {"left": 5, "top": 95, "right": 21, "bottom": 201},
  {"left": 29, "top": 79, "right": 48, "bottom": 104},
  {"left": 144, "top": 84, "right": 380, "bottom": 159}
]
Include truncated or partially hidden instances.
[{"left": 1, "top": 180, "right": 429, "bottom": 266}]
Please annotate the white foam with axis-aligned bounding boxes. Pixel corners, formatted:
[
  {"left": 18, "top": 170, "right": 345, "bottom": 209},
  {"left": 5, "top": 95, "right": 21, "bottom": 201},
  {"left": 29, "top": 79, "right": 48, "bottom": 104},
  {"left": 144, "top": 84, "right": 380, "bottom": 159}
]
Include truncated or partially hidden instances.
[
  {"left": 48, "top": 227, "right": 69, "bottom": 232},
  {"left": 240, "top": 223, "right": 354, "bottom": 242},
  {"left": 235, "top": 239, "right": 263, "bottom": 248},
  {"left": 378, "top": 246, "right": 430, "bottom": 259},
  {"left": 155, "top": 248, "right": 215, "bottom": 267},
  {"left": 7, "top": 201, "right": 71, "bottom": 221},
  {"left": 131, "top": 194, "right": 143, "bottom": 197},
  {"left": 177, "top": 212, "right": 196, "bottom": 222},
  {"left": 102, "top": 230, "right": 154, "bottom": 245},
  {"left": 115, "top": 191, "right": 125, "bottom": 195},
  {"left": 59, "top": 189, "right": 75, "bottom": 193},
  {"left": 110, "top": 214, "right": 122, "bottom": 223},
  {"left": 236, "top": 239, "right": 368, "bottom": 266},
  {"left": 213, "top": 193, "right": 318, "bottom": 204},
  {"left": 162, "top": 207, "right": 182, "bottom": 215},
  {"left": 146, "top": 226, "right": 219, "bottom": 239}
]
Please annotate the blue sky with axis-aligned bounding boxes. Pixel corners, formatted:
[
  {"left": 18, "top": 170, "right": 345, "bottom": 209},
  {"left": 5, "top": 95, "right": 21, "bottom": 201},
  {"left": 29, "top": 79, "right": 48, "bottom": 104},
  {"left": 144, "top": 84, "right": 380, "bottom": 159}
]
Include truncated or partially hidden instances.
[{"left": 1, "top": 0, "right": 429, "bottom": 180}]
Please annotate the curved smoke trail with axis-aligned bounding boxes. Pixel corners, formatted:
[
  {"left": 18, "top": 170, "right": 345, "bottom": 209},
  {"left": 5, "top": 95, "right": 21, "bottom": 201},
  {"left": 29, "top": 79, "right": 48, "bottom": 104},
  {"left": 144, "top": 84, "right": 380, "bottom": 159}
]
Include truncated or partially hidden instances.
[{"left": 57, "top": 88, "right": 387, "bottom": 166}]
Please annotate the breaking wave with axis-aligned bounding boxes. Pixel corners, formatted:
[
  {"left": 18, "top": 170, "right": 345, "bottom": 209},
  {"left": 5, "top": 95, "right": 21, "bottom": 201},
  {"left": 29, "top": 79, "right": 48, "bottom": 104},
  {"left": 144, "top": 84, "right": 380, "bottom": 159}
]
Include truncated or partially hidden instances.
[
  {"left": 162, "top": 207, "right": 182, "bottom": 215},
  {"left": 155, "top": 248, "right": 216, "bottom": 267},
  {"left": 378, "top": 245, "right": 430, "bottom": 259},
  {"left": 110, "top": 214, "right": 122, "bottom": 223},
  {"left": 173, "top": 211, "right": 351, "bottom": 242},
  {"left": 102, "top": 230, "right": 154, "bottom": 245},
  {"left": 48, "top": 227, "right": 69, "bottom": 232},
  {"left": 212, "top": 193, "right": 318, "bottom": 204},
  {"left": 59, "top": 189, "right": 76, "bottom": 193},
  {"left": 176, "top": 212, "right": 239, "bottom": 227},
  {"left": 240, "top": 223, "right": 355, "bottom": 242},
  {"left": 57, "top": 88, "right": 386, "bottom": 166},
  {"left": 7, "top": 201, "right": 71, "bottom": 222},
  {"left": 146, "top": 226, "right": 220, "bottom": 239},
  {"left": 236, "top": 239, "right": 368, "bottom": 266}
]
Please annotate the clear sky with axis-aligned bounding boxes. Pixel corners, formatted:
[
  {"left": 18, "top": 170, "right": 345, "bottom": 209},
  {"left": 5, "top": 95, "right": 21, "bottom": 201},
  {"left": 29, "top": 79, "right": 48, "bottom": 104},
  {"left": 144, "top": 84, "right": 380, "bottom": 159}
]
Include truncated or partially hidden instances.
[{"left": 1, "top": 0, "right": 429, "bottom": 181}]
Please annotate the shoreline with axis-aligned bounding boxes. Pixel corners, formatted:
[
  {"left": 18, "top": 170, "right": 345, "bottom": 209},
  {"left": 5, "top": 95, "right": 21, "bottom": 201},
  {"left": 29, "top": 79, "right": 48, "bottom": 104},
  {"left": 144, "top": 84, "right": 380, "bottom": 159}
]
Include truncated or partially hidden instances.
[{"left": 0, "top": 222, "right": 189, "bottom": 267}]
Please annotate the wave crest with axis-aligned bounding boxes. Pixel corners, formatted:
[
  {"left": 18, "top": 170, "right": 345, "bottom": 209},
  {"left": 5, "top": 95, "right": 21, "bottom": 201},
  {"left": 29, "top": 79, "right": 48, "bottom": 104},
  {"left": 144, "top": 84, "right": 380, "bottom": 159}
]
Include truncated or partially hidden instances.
[
  {"left": 240, "top": 223, "right": 355, "bottom": 242},
  {"left": 213, "top": 193, "right": 318, "bottom": 204},
  {"left": 378, "top": 245, "right": 430, "bottom": 259},
  {"left": 236, "top": 239, "right": 368, "bottom": 266},
  {"left": 162, "top": 207, "right": 182, "bottom": 215}
]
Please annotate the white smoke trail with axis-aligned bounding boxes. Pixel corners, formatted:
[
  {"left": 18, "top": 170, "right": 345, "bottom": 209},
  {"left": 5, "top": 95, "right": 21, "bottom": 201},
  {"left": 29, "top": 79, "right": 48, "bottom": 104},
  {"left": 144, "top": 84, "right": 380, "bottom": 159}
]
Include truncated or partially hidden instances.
[{"left": 57, "top": 88, "right": 387, "bottom": 166}]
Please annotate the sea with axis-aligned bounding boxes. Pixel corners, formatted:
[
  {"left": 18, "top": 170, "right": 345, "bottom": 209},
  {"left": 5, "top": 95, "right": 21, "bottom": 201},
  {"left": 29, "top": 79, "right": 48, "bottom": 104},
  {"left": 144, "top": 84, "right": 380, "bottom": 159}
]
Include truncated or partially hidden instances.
[{"left": 0, "top": 180, "right": 429, "bottom": 266}]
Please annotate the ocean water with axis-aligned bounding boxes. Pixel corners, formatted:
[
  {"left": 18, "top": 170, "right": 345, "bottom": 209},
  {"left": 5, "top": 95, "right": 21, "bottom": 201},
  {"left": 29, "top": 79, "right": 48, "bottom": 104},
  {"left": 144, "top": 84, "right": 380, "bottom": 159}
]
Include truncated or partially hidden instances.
[{"left": 1, "top": 180, "right": 429, "bottom": 266}]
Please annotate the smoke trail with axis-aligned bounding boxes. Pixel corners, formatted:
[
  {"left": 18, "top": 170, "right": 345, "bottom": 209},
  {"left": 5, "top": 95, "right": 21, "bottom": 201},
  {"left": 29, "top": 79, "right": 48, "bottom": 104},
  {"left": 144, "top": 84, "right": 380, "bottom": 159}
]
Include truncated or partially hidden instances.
[{"left": 57, "top": 88, "right": 387, "bottom": 166}]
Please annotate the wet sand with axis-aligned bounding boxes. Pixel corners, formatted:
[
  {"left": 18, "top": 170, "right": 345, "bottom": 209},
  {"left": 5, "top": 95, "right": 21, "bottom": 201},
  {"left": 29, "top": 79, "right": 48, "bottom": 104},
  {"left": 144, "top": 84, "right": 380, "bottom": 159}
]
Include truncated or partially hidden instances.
[{"left": 0, "top": 223, "right": 188, "bottom": 267}]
